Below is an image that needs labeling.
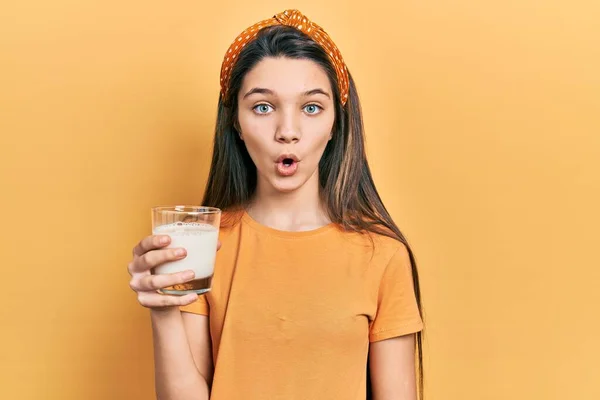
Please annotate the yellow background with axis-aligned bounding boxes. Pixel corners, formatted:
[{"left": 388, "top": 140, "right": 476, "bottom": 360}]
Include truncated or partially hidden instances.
[{"left": 1, "top": 1, "right": 598, "bottom": 399}]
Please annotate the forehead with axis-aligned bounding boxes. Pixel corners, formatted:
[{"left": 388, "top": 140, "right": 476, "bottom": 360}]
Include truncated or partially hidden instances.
[{"left": 240, "top": 57, "right": 332, "bottom": 96}]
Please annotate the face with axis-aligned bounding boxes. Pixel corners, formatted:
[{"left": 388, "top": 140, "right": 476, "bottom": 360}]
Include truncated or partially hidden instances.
[{"left": 236, "top": 57, "right": 335, "bottom": 194}]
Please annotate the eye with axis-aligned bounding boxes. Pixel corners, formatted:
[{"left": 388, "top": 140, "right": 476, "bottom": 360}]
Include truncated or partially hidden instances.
[
  {"left": 253, "top": 104, "right": 274, "bottom": 114},
  {"left": 303, "top": 104, "right": 322, "bottom": 115}
]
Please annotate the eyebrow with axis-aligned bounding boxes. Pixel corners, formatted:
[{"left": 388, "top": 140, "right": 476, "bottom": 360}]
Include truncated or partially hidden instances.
[
  {"left": 242, "top": 87, "right": 331, "bottom": 99},
  {"left": 303, "top": 88, "right": 331, "bottom": 98},
  {"left": 242, "top": 87, "right": 274, "bottom": 99}
]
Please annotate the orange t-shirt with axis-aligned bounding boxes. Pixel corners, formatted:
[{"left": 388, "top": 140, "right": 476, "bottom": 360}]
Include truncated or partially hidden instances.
[{"left": 180, "top": 212, "right": 423, "bottom": 399}]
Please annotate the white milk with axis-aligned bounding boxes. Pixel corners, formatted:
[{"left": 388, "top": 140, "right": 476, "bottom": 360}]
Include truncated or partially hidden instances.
[{"left": 152, "top": 222, "right": 219, "bottom": 278}]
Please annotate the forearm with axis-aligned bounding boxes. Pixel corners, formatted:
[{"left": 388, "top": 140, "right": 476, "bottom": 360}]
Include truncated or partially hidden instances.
[{"left": 151, "top": 309, "right": 209, "bottom": 400}]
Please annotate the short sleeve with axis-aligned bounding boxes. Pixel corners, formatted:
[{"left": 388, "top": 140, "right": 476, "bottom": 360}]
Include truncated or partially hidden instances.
[
  {"left": 179, "top": 293, "right": 210, "bottom": 316},
  {"left": 369, "top": 244, "right": 423, "bottom": 342}
]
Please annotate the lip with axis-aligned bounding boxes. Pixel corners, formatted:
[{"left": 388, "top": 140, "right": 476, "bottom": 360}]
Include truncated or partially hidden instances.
[
  {"left": 276, "top": 162, "right": 298, "bottom": 177},
  {"left": 275, "top": 154, "right": 300, "bottom": 163},
  {"left": 274, "top": 153, "right": 300, "bottom": 177}
]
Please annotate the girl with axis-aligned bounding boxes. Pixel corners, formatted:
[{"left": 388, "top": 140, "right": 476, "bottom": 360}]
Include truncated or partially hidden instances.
[{"left": 128, "top": 9, "right": 424, "bottom": 400}]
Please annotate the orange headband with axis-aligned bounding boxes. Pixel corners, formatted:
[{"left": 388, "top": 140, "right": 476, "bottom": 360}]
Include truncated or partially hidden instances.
[{"left": 219, "top": 9, "right": 349, "bottom": 105}]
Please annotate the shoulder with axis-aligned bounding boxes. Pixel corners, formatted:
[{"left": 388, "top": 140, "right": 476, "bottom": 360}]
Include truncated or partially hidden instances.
[
  {"left": 333, "top": 226, "right": 410, "bottom": 264},
  {"left": 213, "top": 209, "right": 243, "bottom": 242},
  {"left": 336, "top": 226, "right": 405, "bottom": 249},
  {"left": 219, "top": 209, "right": 244, "bottom": 229}
]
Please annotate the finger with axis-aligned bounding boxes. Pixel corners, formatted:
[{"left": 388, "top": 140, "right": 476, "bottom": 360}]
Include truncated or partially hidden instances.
[
  {"left": 132, "top": 270, "right": 195, "bottom": 292},
  {"left": 217, "top": 240, "right": 222, "bottom": 251},
  {"left": 127, "top": 261, "right": 137, "bottom": 276},
  {"left": 132, "top": 235, "right": 171, "bottom": 257},
  {"left": 130, "top": 247, "right": 187, "bottom": 274},
  {"left": 137, "top": 291, "right": 199, "bottom": 308}
]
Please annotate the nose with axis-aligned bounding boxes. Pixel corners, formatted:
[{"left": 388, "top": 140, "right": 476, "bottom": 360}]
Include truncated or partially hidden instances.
[{"left": 275, "top": 109, "right": 301, "bottom": 144}]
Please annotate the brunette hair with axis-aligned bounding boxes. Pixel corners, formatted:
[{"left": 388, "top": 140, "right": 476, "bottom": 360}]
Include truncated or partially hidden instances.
[{"left": 202, "top": 25, "right": 424, "bottom": 399}]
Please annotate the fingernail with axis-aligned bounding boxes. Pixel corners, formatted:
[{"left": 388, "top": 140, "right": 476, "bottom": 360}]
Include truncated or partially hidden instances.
[
  {"left": 160, "top": 236, "right": 169, "bottom": 245},
  {"left": 174, "top": 249, "right": 186, "bottom": 257},
  {"left": 183, "top": 270, "right": 195, "bottom": 280}
]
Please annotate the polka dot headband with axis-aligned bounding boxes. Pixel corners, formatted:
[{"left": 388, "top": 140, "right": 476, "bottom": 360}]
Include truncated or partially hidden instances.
[{"left": 219, "top": 9, "right": 349, "bottom": 105}]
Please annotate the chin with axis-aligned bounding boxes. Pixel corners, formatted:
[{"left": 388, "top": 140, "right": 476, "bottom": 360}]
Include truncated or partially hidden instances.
[{"left": 269, "top": 175, "right": 307, "bottom": 193}]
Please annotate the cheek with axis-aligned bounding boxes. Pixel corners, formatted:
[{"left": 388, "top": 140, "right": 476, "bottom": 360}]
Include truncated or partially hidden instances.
[
  {"left": 307, "top": 117, "right": 335, "bottom": 152},
  {"left": 243, "top": 135, "right": 267, "bottom": 158},
  {"left": 238, "top": 114, "right": 273, "bottom": 157},
  {"left": 240, "top": 131, "right": 273, "bottom": 168},
  {"left": 315, "top": 110, "right": 335, "bottom": 137}
]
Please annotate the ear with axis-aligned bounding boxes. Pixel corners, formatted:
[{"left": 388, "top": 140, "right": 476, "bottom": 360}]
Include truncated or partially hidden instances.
[{"left": 234, "top": 120, "right": 244, "bottom": 141}]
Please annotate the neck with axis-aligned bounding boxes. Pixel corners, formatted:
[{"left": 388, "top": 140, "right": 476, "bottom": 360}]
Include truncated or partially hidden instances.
[{"left": 246, "top": 171, "right": 331, "bottom": 232}]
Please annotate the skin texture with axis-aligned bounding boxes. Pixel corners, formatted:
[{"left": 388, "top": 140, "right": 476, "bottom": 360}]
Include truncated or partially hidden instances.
[
  {"left": 236, "top": 57, "right": 336, "bottom": 231},
  {"left": 237, "top": 57, "right": 335, "bottom": 195}
]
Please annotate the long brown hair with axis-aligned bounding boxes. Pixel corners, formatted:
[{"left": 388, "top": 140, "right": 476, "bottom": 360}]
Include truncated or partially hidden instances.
[{"left": 202, "top": 25, "right": 424, "bottom": 399}]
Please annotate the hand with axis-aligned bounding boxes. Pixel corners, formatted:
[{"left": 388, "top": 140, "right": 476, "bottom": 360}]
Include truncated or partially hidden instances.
[{"left": 127, "top": 234, "right": 221, "bottom": 310}]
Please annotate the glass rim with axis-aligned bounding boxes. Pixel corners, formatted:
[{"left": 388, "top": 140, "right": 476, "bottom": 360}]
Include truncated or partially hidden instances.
[{"left": 151, "top": 205, "right": 221, "bottom": 214}]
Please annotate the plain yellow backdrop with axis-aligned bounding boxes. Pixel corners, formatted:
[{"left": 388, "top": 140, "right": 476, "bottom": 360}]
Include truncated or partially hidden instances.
[{"left": 1, "top": 1, "right": 599, "bottom": 399}]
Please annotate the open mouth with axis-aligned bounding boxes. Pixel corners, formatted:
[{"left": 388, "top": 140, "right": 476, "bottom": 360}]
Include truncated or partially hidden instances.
[{"left": 276, "top": 155, "right": 299, "bottom": 176}]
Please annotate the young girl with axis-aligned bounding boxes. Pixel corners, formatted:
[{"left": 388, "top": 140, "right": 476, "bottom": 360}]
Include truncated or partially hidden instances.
[{"left": 128, "top": 9, "right": 424, "bottom": 400}]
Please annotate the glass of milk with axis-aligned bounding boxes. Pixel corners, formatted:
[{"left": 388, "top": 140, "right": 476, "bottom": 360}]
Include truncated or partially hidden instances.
[{"left": 151, "top": 205, "right": 221, "bottom": 295}]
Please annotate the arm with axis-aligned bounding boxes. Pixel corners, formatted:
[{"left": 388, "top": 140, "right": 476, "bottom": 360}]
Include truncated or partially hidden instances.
[
  {"left": 369, "top": 334, "right": 417, "bottom": 400},
  {"left": 151, "top": 309, "right": 212, "bottom": 400},
  {"left": 128, "top": 234, "right": 215, "bottom": 400}
]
